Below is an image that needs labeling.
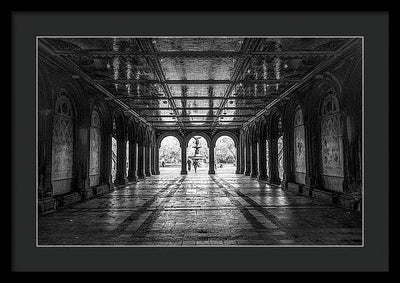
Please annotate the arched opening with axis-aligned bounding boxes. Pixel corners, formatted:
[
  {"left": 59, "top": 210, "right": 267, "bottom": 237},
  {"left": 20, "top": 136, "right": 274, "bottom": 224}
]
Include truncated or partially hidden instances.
[
  {"left": 187, "top": 136, "right": 209, "bottom": 173},
  {"left": 269, "top": 111, "right": 284, "bottom": 185},
  {"left": 111, "top": 119, "right": 117, "bottom": 182},
  {"left": 159, "top": 136, "right": 181, "bottom": 174},
  {"left": 89, "top": 108, "right": 101, "bottom": 187},
  {"left": 51, "top": 94, "right": 75, "bottom": 195},
  {"left": 214, "top": 136, "right": 236, "bottom": 173}
]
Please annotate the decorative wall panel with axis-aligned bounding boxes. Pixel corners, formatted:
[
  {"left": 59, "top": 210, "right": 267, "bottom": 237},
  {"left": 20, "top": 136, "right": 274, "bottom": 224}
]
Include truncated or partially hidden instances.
[
  {"left": 111, "top": 137, "right": 117, "bottom": 181},
  {"left": 320, "top": 93, "right": 344, "bottom": 178},
  {"left": 89, "top": 110, "right": 101, "bottom": 186},
  {"left": 294, "top": 108, "right": 306, "bottom": 180},
  {"left": 278, "top": 136, "right": 284, "bottom": 180},
  {"left": 51, "top": 96, "right": 74, "bottom": 195}
]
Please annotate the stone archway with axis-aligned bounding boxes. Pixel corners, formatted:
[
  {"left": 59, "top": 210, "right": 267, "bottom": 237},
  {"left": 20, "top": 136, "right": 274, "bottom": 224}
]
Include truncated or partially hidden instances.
[
  {"left": 183, "top": 132, "right": 212, "bottom": 174},
  {"left": 155, "top": 132, "right": 183, "bottom": 174},
  {"left": 211, "top": 131, "right": 239, "bottom": 174}
]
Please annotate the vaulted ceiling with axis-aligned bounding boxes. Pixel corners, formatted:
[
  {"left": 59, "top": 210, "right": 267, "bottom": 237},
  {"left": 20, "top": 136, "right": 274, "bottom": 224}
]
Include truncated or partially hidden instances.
[{"left": 39, "top": 37, "right": 358, "bottom": 134}]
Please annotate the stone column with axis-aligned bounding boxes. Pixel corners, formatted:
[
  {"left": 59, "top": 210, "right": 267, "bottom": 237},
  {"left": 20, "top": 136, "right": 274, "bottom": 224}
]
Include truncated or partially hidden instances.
[
  {"left": 239, "top": 140, "right": 245, "bottom": 174},
  {"left": 304, "top": 115, "right": 319, "bottom": 196},
  {"left": 137, "top": 143, "right": 145, "bottom": 179},
  {"left": 145, "top": 145, "right": 151, "bottom": 177},
  {"left": 155, "top": 145, "right": 160, "bottom": 175},
  {"left": 181, "top": 145, "right": 187, "bottom": 174},
  {"left": 151, "top": 145, "right": 156, "bottom": 175},
  {"left": 258, "top": 139, "right": 268, "bottom": 181},
  {"left": 250, "top": 141, "right": 258, "bottom": 178},
  {"left": 127, "top": 141, "right": 138, "bottom": 182},
  {"left": 114, "top": 138, "right": 128, "bottom": 186},
  {"left": 235, "top": 145, "right": 240, "bottom": 174},
  {"left": 208, "top": 145, "right": 215, "bottom": 174},
  {"left": 268, "top": 138, "right": 281, "bottom": 185},
  {"left": 244, "top": 142, "right": 251, "bottom": 176}
]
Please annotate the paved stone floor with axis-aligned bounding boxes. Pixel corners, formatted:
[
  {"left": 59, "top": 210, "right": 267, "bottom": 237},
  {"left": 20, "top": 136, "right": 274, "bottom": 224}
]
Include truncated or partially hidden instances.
[{"left": 38, "top": 166, "right": 362, "bottom": 246}]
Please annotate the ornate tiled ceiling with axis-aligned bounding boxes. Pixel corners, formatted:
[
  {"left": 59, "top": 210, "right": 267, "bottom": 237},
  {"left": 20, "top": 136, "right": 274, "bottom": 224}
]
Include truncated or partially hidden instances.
[{"left": 39, "top": 37, "right": 355, "bottom": 132}]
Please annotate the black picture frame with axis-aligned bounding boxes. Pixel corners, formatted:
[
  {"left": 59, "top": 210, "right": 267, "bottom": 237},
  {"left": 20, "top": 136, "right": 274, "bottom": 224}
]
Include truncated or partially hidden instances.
[{"left": 11, "top": 11, "right": 389, "bottom": 272}]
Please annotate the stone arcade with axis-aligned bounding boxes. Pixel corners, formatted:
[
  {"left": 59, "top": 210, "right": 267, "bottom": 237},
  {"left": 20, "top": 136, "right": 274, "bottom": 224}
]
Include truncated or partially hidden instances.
[{"left": 37, "top": 37, "right": 362, "bottom": 245}]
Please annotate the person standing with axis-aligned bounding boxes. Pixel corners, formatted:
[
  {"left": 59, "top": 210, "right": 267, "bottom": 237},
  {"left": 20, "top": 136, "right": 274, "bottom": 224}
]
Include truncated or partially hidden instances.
[
  {"left": 187, "top": 159, "right": 192, "bottom": 171},
  {"left": 193, "top": 160, "right": 198, "bottom": 173}
]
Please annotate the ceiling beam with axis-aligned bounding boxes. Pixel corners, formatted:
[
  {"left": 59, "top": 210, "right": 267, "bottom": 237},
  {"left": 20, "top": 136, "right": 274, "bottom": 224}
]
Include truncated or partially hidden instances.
[
  {"left": 58, "top": 50, "right": 337, "bottom": 57},
  {"left": 134, "top": 107, "right": 263, "bottom": 110},
  {"left": 136, "top": 38, "right": 185, "bottom": 133},
  {"left": 241, "top": 38, "right": 361, "bottom": 129},
  {"left": 209, "top": 38, "right": 262, "bottom": 133},
  {"left": 109, "top": 96, "right": 276, "bottom": 100},
  {"left": 140, "top": 114, "right": 253, "bottom": 118},
  {"left": 149, "top": 120, "right": 248, "bottom": 124},
  {"left": 94, "top": 79, "right": 299, "bottom": 85},
  {"left": 38, "top": 39, "right": 153, "bottom": 129}
]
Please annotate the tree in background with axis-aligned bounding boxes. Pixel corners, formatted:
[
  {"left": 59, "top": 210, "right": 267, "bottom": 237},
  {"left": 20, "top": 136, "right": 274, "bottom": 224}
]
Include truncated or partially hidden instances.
[
  {"left": 159, "top": 136, "right": 181, "bottom": 164},
  {"left": 215, "top": 136, "right": 236, "bottom": 164}
]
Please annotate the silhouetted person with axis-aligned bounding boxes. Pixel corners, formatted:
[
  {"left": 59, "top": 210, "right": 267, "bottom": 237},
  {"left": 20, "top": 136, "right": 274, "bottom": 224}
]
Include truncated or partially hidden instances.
[
  {"left": 161, "top": 161, "right": 165, "bottom": 167},
  {"left": 193, "top": 160, "right": 198, "bottom": 173},
  {"left": 187, "top": 159, "right": 192, "bottom": 171}
]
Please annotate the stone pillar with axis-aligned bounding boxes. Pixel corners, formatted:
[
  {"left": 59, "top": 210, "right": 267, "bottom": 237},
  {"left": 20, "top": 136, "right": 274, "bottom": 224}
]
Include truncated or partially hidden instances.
[
  {"left": 209, "top": 145, "right": 215, "bottom": 174},
  {"left": 250, "top": 141, "right": 258, "bottom": 178},
  {"left": 268, "top": 138, "right": 281, "bottom": 185},
  {"left": 145, "top": 145, "right": 151, "bottom": 177},
  {"left": 155, "top": 145, "right": 160, "bottom": 175},
  {"left": 137, "top": 143, "right": 145, "bottom": 179},
  {"left": 114, "top": 138, "right": 128, "bottom": 186},
  {"left": 151, "top": 145, "right": 156, "bottom": 175},
  {"left": 244, "top": 142, "right": 251, "bottom": 176},
  {"left": 127, "top": 141, "right": 138, "bottom": 182},
  {"left": 258, "top": 139, "right": 268, "bottom": 181},
  {"left": 181, "top": 145, "right": 187, "bottom": 174},
  {"left": 235, "top": 145, "right": 240, "bottom": 174},
  {"left": 304, "top": 115, "right": 319, "bottom": 196},
  {"left": 239, "top": 140, "right": 245, "bottom": 174}
]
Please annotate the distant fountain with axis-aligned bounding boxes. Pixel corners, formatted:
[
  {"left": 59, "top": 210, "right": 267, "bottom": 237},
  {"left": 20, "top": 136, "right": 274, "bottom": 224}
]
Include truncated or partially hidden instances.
[{"left": 189, "top": 136, "right": 205, "bottom": 161}]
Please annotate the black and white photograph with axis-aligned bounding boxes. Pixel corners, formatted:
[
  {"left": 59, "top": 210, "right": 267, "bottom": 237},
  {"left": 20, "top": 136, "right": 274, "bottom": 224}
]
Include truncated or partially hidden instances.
[
  {"left": 12, "top": 12, "right": 388, "bottom": 272},
  {"left": 36, "top": 36, "right": 363, "bottom": 246}
]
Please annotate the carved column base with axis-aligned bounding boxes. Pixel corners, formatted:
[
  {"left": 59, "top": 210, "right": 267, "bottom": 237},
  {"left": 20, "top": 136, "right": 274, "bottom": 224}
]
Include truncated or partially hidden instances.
[
  {"left": 127, "top": 174, "right": 138, "bottom": 183},
  {"left": 250, "top": 172, "right": 258, "bottom": 178},
  {"left": 244, "top": 171, "right": 251, "bottom": 176},
  {"left": 268, "top": 176, "right": 281, "bottom": 185},
  {"left": 258, "top": 173, "right": 268, "bottom": 181},
  {"left": 38, "top": 197, "right": 57, "bottom": 214},
  {"left": 145, "top": 172, "right": 151, "bottom": 177},
  {"left": 114, "top": 177, "right": 127, "bottom": 187},
  {"left": 208, "top": 169, "right": 215, "bottom": 174},
  {"left": 137, "top": 173, "right": 145, "bottom": 180},
  {"left": 181, "top": 170, "right": 188, "bottom": 175}
]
